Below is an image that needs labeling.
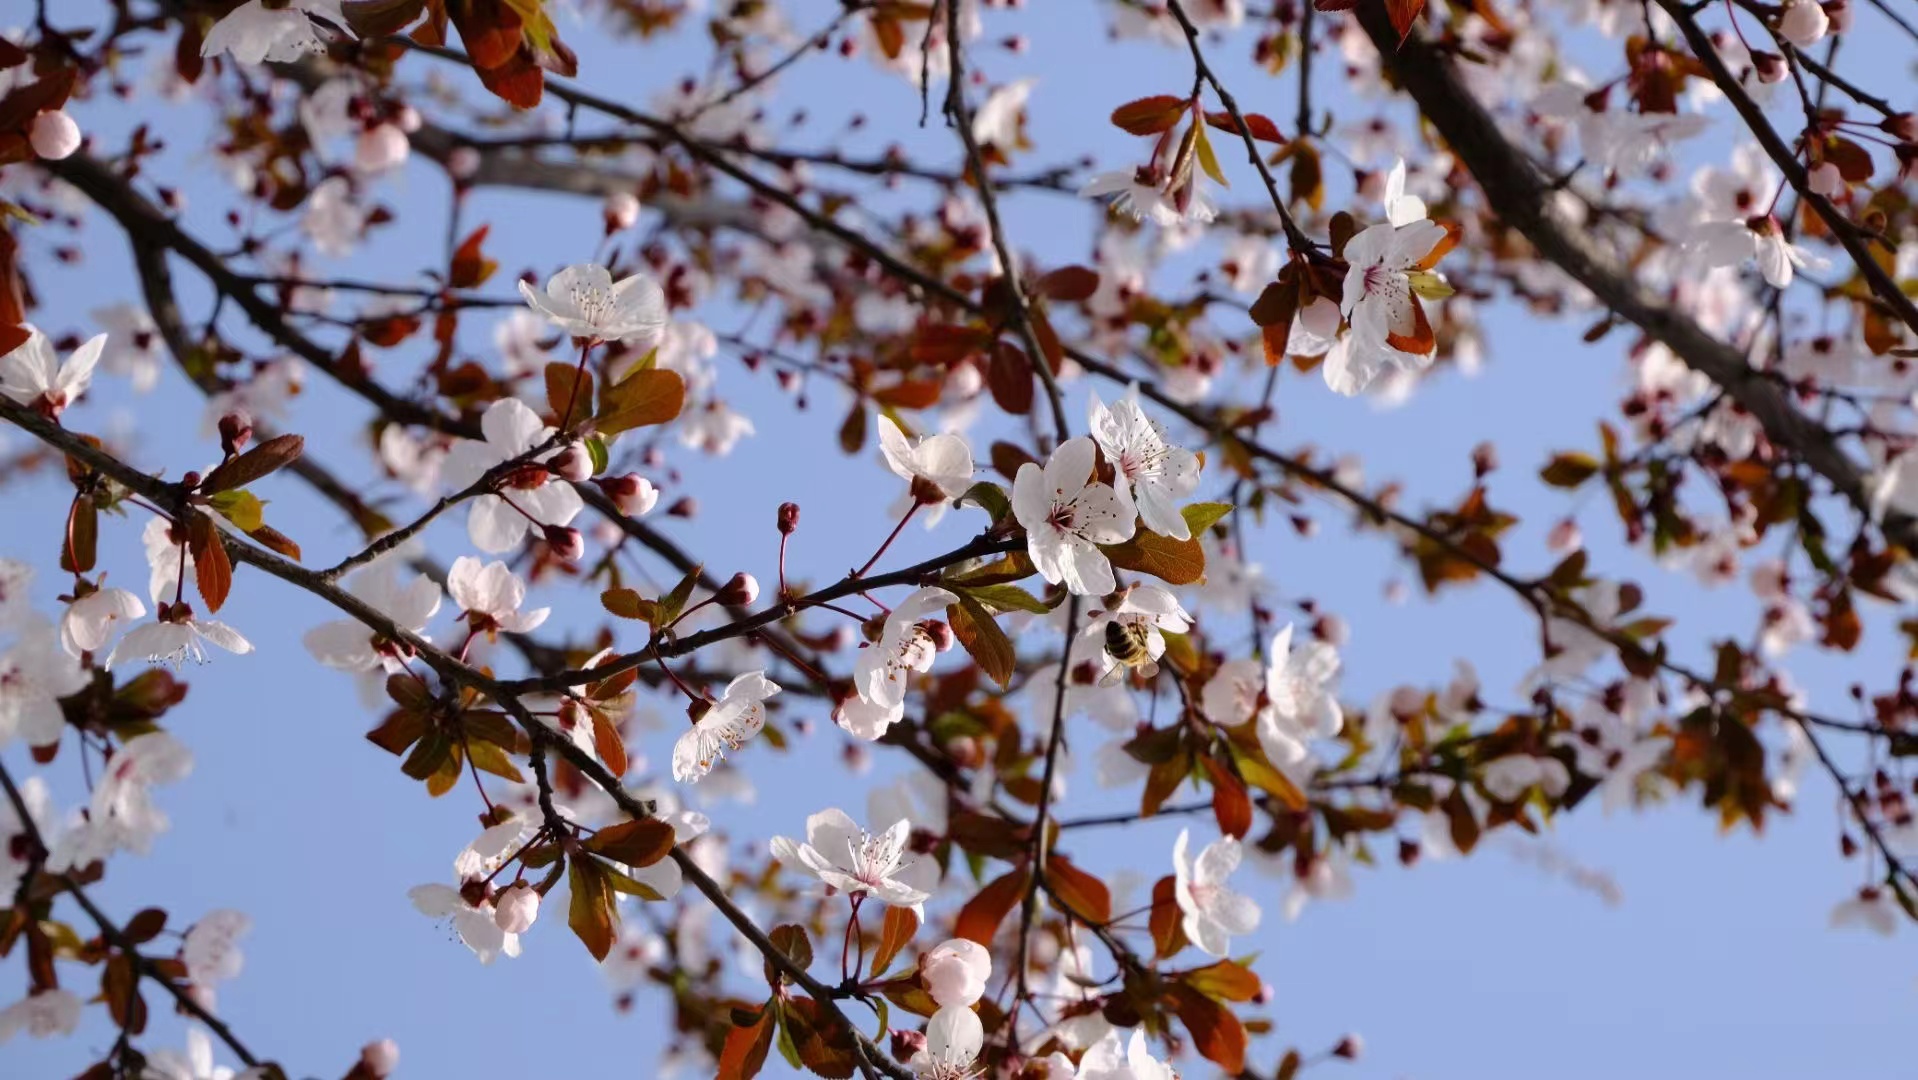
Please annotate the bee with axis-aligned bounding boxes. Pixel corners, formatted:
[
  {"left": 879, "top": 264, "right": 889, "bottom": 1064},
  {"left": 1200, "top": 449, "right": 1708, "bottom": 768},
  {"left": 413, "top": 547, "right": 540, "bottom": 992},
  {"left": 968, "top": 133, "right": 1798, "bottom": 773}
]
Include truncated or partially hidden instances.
[{"left": 1100, "top": 618, "right": 1159, "bottom": 686}]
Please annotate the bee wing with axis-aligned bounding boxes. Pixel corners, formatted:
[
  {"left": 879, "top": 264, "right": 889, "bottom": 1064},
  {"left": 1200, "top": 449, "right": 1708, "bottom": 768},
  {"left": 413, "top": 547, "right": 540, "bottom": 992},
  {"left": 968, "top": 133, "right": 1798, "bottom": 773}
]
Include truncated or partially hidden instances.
[
  {"left": 1138, "top": 659, "right": 1160, "bottom": 680},
  {"left": 1098, "top": 658, "right": 1127, "bottom": 687}
]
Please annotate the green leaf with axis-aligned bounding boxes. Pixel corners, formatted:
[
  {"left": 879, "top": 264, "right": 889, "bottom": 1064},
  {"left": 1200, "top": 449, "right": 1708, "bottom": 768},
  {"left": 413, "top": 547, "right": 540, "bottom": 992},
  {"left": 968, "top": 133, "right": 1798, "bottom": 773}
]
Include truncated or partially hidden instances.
[
  {"left": 943, "top": 550, "right": 1037, "bottom": 587},
  {"left": 208, "top": 489, "right": 265, "bottom": 532},
  {"left": 958, "top": 583, "right": 1050, "bottom": 615},
  {"left": 1182, "top": 501, "right": 1233, "bottom": 535},
  {"left": 948, "top": 594, "right": 1016, "bottom": 687},
  {"left": 1540, "top": 452, "right": 1601, "bottom": 488},
  {"left": 585, "top": 435, "right": 610, "bottom": 476},
  {"left": 602, "top": 587, "right": 659, "bottom": 623},
  {"left": 660, "top": 565, "right": 703, "bottom": 623},
  {"left": 567, "top": 856, "right": 617, "bottom": 961},
  {"left": 955, "top": 481, "right": 1012, "bottom": 522},
  {"left": 1194, "top": 121, "right": 1229, "bottom": 187}
]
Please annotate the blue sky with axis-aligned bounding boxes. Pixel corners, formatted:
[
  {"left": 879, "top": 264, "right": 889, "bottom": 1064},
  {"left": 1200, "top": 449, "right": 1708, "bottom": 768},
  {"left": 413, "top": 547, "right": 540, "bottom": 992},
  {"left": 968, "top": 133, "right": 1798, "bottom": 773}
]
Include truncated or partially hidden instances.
[{"left": 4, "top": 0, "right": 1915, "bottom": 1077}]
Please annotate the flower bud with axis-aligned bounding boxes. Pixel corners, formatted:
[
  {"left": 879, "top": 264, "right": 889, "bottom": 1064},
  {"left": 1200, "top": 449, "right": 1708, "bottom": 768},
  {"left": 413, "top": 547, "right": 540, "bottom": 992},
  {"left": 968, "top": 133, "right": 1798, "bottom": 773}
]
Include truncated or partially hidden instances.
[
  {"left": 544, "top": 524, "right": 585, "bottom": 562},
  {"left": 551, "top": 441, "right": 595, "bottom": 482},
  {"left": 395, "top": 105, "right": 423, "bottom": 133},
  {"left": 1547, "top": 517, "right": 1583, "bottom": 554},
  {"left": 1253, "top": 980, "right": 1276, "bottom": 1005},
  {"left": 1777, "top": 0, "right": 1829, "bottom": 46},
  {"left": 218, "top": 411, "right": 253, "bottom": 457},
  {"left": 1828, "top": 0, "right": 1852, "bottom": 30},
  {"left": 889, "top": 1028, "right": 926, "bottom": 1062},
  {"left": 1334, "top": 1034, "right": 1365, "bottom": 1060},
  {"left": 355, "top": 123, "right": 410, "bottom": 174},
  {"left": 921, "top": 939, "right": 991, "bottom": 1008},
  {"left": 1807, "top": 160, "right": 1844, "bottom": 197},
  {"left": 493, "top": 883, "right": 540, "bottom": 934},
  {"left": 922, "top": 620, "right": 955, "bottom": 653},
  {"left": 778, "top": 501, "right": 801, "bottom": 535},
  {"left": 1752, "top": 51, "right": 1789, "bottom": 83},
  {"left": 718, "top": 572, "right": 760, "bottom": 606},
  {"left": 447, "top": 146, "right": 481, "bottom": 180},
  {"left": 604, "top": 190, "right": 642, "bottom": 232},
  {"left": 29, "top": 110, "right": 80, "bottom": 160},
  {"left": 600, "top": 473, "right": 659, "bottom": 516},
  {"left": 1885, "top": 112, "right": 1918, "bottom": 143},
  {"left": 358, "top": 1039, "right": 400, "bottom": 1078}
]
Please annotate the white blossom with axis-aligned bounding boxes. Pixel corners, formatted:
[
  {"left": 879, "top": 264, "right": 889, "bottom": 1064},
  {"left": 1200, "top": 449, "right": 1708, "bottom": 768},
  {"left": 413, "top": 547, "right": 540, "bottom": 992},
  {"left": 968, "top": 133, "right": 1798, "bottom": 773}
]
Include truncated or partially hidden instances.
[
  {"left": 671, "top": 671, "right": 780, "bottom": 782},
  {"left": 770, "top": 807, "right": 930, "bottom": 913},
  {"left": 1, "top": 619, "right": 90, "bottom": 746},
  {"left": 911, "top": 1006, "right": 985, "bottom": 1080},
  {"left": 0, "top": 328, "right": 105, "bottom": 418},
  {"left": 442, "top": 398, "right": 584, "bottom": 552},
  {"left": 519, "top": 264, "right": 668, "bottom": 346},
  {"left": 0, "top": 989, "right": 81, "bottom": 1043},
  {"left": 201, "top": 0, "right": 354, "bottom": 65},
  {"left": 1087, "top": 390, "right": 1200, "bottom": 538},
  {"left": 1012, "top": 437, "right": 1134, "bottom": 596},
  {"left": 1172, "top": 829, "right": 1261, "bottom": 956},
  {"left": 303, "top": 562, "right": 440, "bottom": 673}
]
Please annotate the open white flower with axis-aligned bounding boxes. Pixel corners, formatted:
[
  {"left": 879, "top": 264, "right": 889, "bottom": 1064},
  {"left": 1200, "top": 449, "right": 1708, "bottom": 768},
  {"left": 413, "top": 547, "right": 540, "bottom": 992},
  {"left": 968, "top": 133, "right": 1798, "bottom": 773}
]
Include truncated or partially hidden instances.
[
  {"left": 201, "top": 0, "right": 354, "bottom": 65},
  {"left": 1200, "top": 656, "right": 1262, "bottom": 728},
  {"left": 1686, "top": 215, "right": 1827, "bottom": 289},
  {"left": 1172, "top": 829, "right": 1261, "bottom": 956},
  {"left": 302, "top": 176, "right": 366, "bottom": 258},
  {"left": 910, "top": 1006, "right": 985, "bottom": 1080},
  {"left": 1087, "top": 391, "right": 1200, "bottom": 539},
  {"left": 1481, "top": 753, "right": 1571, "bottom": 802},
  {"left": 519, "top": 263, "right": 668, "bottom": 345},
  {"left": 1013, "top": 437, "right": 1134, "bottom": 597},
  {"left": 61, "top": 584, "right": 146, "bottom": 658},
  {"left": 144, "top": 1026, "right": 240, "bottom": 1080},
  {"left": 834, "top": 694, "right": 904, "bottom": 741},
  {"left": 0, "top": 328, "right": 105, "bottom": 419},
  {"left": 1, "top": 619, "right": 89, "bottom": 747},
  {"left": 921, "top": 938, "right": 991, "bottom": 1008},
  {"left": 770, "top": 807, "right": 930, "bottom": 913},
  {"left": 304, "top": 562, "right": 441, "bottom": 673},
  {"left": 1077, "top": 1029, "right": 1176, "bottom": 1080},
  {"left": 878, "top": 416, "right": 975, "bottom": 500},
  {"left": 0, "top": 558, "right": 29, "bottom": 627},
  {"left": 442, "top": 398, "right": 584, "bottom": 552},
  {"left": 47, "top": 731, "right": 194, "bottom": 869},
  {"left": 1334, "top": 216, "right": 1449, "bottom": 396},
  {"left": 107, "top": 604, "right": 253, "bottom": 669},
  {"left": 408, "top": 818, "right": 528, "bottom": 964},
  {"left": 447, "top": 556, "right": 549, "bottom": 635},
  {"left": 855, "top": 587, "right": 957, "bottom": 710},
  {"left": 1257, "top": 623, "right": 1341, "bottom": 771},
  {"left": 1829, "top": 886, "right": 1898, "bottom": 936},
  {"left": 671, "top": 671, "right": 780, "bottom": 782},
  {"left": 183, "top": 909, "right": 252, "bottom": 989},
  {"left": 971, "top": 78, "right": 1035, "bottom": 153},
  {"left": 0, "top": 989, "right": 81, "bottom": 1043},
  {"left": 90, "top": 303, "right": 162, "bottom": 392}
]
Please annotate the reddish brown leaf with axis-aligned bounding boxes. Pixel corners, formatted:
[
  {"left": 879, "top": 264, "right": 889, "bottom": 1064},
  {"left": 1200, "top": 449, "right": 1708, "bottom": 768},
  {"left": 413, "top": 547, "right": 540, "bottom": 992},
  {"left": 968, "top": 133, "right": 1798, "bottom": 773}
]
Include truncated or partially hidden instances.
[
  {"left": 201, "top": 434, "right": 305, "bottom": 494},
  {"left": 449, "top": 224, "right": 499, "bottom": 288},
  {"left": 873, "top": 377, "right": 943, "bottom": 409},
  {"left": 589, "top": 705, "right": 628, "bottom": 777},
  {"left": 1182, "top": 959, "right": 1262, "bottom": 1002},
  {"left": 872, "top": 904, "right": 919, "bottom": 976},
  {"left": 1170, "top": 982, "right": 1247, "bottom": 1072},
  {"left": 1043, "top": 857, "right": 1113, "bottom": 923},
  {"left": 583, "top": 818, "right": 676, "bottom": 868},
  {"left": 1036, "top": 265, "right": 1100, "bottom": 302},
  {"left": 1204, "top": 110, "right": 1286, "bottom": 143},
  {"left": 596, "top": 368, "right": 685, "bottom": 436},
  {"left": 987, "top": 341, "right": 1034, "bottom": 415},
  {"left": 1149, "top": 874, "right": 1189, "bottom": 958},
  {"left": 955, "top": 867, "right": 1031, "bottom": 945},
  {"left": 910, "top": 324, "right": 989, "bottom": 365},
  {"left": 716, "top": 1005, "right": 776, "bottom": 1080},
  {"left": 567, "top": 855, "right": 618, "bottom": 960},
  {"left": 1386, "top": 0, "right": 1427, "bottom": 42},
  {"left": 186, "top": 513, "right": 232, "bottom": 614},
  {"left": 948, "top": 594, "right": 1016, "bottom": 688},
  {"left": 1202, "top": 757, "right": 1253, "bottom": 839},
  {"left": 1111, "top": 94, "right": 1190, "bottom": 136}
]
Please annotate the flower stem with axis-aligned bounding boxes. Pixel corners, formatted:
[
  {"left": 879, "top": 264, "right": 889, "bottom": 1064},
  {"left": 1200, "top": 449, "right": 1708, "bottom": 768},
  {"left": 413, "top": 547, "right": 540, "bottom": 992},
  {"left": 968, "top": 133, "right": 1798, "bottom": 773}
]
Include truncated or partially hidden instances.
[
  {"left": 854, "top": 501, "right": 918, "bottom": 579},
  {"left": 558, "top": 340, "right": 594, "bottom": 433}
]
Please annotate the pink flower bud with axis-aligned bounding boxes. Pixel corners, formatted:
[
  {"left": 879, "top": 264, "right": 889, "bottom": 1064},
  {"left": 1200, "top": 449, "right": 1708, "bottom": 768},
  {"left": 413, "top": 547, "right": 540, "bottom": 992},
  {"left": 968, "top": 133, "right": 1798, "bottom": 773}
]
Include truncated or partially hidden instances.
[
  {"left": 544, "top": 525, "right": 585, "bottom": 562},
  {"left": 1777, "top": 0, "right": 1829, "bottom": 46},
  {"left": 889, "top": 1028, "right": 926, "bottom": 1062},
  {"left": 359, "top": 1039, "right": 400, "bottom": 1078},
  {"left": 922, "top": 620, "right": 955, "bottom": 653},
  {"left": 599, "top": 473, "right": 659, "bottom": 516},
  {"left": 29, "top": 110, "right": 80, "bottom": 161},
  {"left": 218, "top": 412, "right": 253, "bottom": 456},
  {"left": 1548, "top": 517, "right": 1583, "bottom": 554},
  {"left": 604, "top": 190, "right": 641, "bottom": 232},
  {"left": 920, "top": 939, "right": 992, "bottom": 1008},
  {"left": 1807, "top": 160, "right": 1844, "bottom": 197},
  {"left": 552, "top": 441, "right": 595, "bottom": 482},
  {"left": 1753, "top": 51, "right": 1789, "bottom": 83},
  {"left": 778, "top": 501, "right": 801, "bottom": 535},
  {"left": 355, "top": 124, "right": 410, "bottom": 173},
  {"left": 1828, "top": 0, "right": 1852, "bottom": 30},
  {"left": 1884, "top": 112, "right": 1918, "bottom": 143},
  {"left": 494, "top": 883, "right": 540, "bottom": 934},
  {"left": 395, "top": 105, "right": 423, "bottom": 133},
  {"left": 1334, "top": 1034, "right": 1365, "bottom": 1060},
  {"left": 719, "top": 572, "right": 759, "bottom": 606},
  {"left": 447, "top": 146, "right": 481, "bottom": 180}
]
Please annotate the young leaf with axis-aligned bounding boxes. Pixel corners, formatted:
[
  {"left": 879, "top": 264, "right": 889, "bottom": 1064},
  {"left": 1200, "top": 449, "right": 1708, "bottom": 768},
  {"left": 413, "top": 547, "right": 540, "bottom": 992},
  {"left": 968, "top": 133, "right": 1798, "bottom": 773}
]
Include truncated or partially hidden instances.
[
  {"left": 208, "top": 489, "right": 265, "bottom": 533},
  {"left": 568, "top": 856, "right": 618, "bottom": 961},
  {"left": 871, "top": 905, "right": 918, "bottom": 976},
  {"left": 1170, "top": 982, "right": 1247, "bottom": 1072},
  {"left": 1042, "top": 857, "right": 1112, "bottom": 923},
  {"left": 1149, "top": 874, "right": 1190, "bottom": 958},
  {"left": 1386, "top": 0, "right": 1427, "bottom": 43},
  {"left": 186, "top": 512, "right": 233, "bottom": 613},
  {"left": 1101, "top": 530, "right": 1205, "bottom": 586},
  {"left": 545, "top": 360, "right": 594, "bottom": 423},
  {"left": 958, "top": 583, "right": 1050, "bottom": 615},
  {"left": 602, "top": 586, "right": 659, "bottom": 623},
  {"left": 1194, "top": 122, "right": 1229, "bottom": 188},
  {"left": 60, "top": 494, "right": 96, "bottom": 574},
  {"left": 1110, "top": 94, "right": 1189, "bottom": 136},
  {"left": 717, "top": 1005, "right": 776, "bottom": 1080},
  {"left": 596, "top": 368, "right": 686, "bottom": 436},
  {"left": 582, "top": 817, "right": 676, "bottom": 868},
  {"left": 200, "top": 434, "right": 304, "bottom": 494},
  {"left": 448, "top": 224, "right": 499, "bottom": 288},
  {"left": 948, "top": 594, "right": 1016, "bottom": 687},
  {"left": 588, "top": 704, "right": 629, "bottom": 777},
  {"left": 955, "top": 867, "right": 1031, "bottom": 945}
]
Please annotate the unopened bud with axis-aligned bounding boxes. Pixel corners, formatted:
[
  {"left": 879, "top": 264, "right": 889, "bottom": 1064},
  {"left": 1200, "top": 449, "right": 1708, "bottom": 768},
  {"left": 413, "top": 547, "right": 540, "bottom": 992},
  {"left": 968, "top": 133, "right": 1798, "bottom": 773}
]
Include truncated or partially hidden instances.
[
  {"left": 778, "top": 501, "right": 801, "bottom": 535},
  {"left": 718, "top": 572, "right": 760, "bottom": 606},
  {"left": 1753, "top": 51, "right": 1789, "bottom": 84},
  {"left": 890, "top": 1028, "right": 926, "bottom": 1062},
  {"left": 543, "top": 524, "right": 585, "bottom": 562},
  {"left": 1334, "top": 1034, "right": 1364, "bottom": 1060},
  {"left": 446, "top": 145, "right": 481, "bottom": 180},
  {"left": 1399, "top": 838, "right": 1421, "bottom": 866},
  {"left": 1548, "top": 517, "right": 1584, "bottom": 554},
  {"left": 1253, "top": 980, "right": 1276, "bottom": 1005},
  {"left": 604, "top": 190, "right": 642, "bottom": 232},
  {"left": 1807, "top": 160, "right": 1844, "bottom": 197},
  {"left": 358, "top": 1039, "right": 400, "bottom": 1078},
  {"left": 218, "top": 411, "right": 253, "bottom": 456},
  {"left": 667, "top": 496, "right": 697, "bottom": 518},
  {"left": 355, "top": 123, "right": 410, "bottom": 174},
  {"left": 922, "top": 620, "right": 955, "bottom": 652},
  {"left": 29, "top": 109, "right": 80, "bottom": 160},
  {"left": 1885, "top": 112, "right": 1918, "bottom": 143},
  {"left": 1828, "top": 0, "right": 1852, "bottom": 30},
  {"left": 552, "top": 441, "right": 595, "bottom": 482},
  {"left": 493, "top": 883, "right": 540, "bottom": 934},
  {"left": 600, "top": 473, "right": 659, "bottom": 516}
]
